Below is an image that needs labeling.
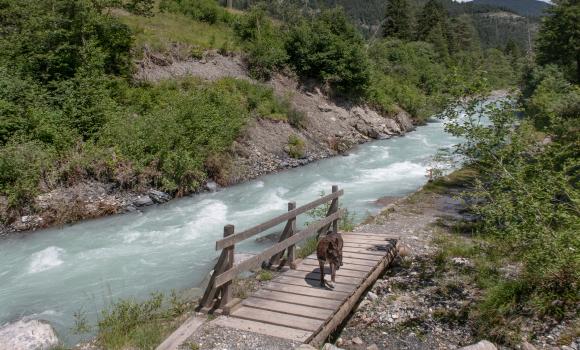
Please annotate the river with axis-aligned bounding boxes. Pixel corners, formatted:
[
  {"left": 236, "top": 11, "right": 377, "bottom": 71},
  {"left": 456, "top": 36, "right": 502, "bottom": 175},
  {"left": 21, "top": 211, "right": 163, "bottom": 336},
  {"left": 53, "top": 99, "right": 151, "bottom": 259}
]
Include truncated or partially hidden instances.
[{"left": 0, "top": 116, "right": 463, "bottom": 344}]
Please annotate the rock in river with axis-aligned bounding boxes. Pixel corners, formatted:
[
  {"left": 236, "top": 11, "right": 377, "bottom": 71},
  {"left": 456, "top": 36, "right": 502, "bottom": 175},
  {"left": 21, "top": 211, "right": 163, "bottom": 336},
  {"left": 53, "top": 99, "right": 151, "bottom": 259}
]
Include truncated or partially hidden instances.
[
  {"left": 0, "top": 319, "right": 59, "bottom": 350},
  {"left": 134, "top": 195, "right": 154, "bottom": 207},
  {"left": 147, "top": 189, "right": 171, "bottom": 204}
]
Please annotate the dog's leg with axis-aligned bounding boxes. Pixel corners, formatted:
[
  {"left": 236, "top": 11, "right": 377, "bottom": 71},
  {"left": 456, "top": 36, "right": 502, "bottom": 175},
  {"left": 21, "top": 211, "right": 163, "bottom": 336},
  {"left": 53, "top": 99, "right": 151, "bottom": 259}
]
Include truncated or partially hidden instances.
[
  {"left": 331, "top": 263, "right": 336, "bottom": 283},
  {"left": 318, "top": 259, "right": 325, "bottom": 286},
  {"left": 325, "top": 262, "right": 335, "bottom": 289}
]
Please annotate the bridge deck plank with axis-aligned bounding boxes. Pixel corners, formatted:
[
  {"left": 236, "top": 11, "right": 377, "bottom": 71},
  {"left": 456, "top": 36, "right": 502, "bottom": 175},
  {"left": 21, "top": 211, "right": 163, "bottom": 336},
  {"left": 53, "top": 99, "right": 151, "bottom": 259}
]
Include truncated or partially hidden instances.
[
  {"left": 301, "top": 258, "right": 373, "bottom": 272},
  {"left": 213, "top": 316, "right": 311, "bottom": 342},
  {"left": 242, "top": 297, "right": 334, "bottom": 320},
  {"left": 231, "top": 306, "right": 324, "bottom": 331},
  {"left": 253, "top": 289, "right": 342, "bottom": 309},
  {"left": 295, "top": 264, "right": 369, "bottom": 278},
  {"left": 262, "top": 281, "right": 350, "bottom": 300},
  {"left": 341, "top": 247, "right": 388, "bottom": 256},
  {"left": 272, "top": 275, "right": 357, "bottom": 292},
  {"left": 282, "top": 269, "right": 363, "bottom": 285},
  {"left": 342, "top": 241, "right": 392, "bottom": 249},
  {"left": 342, "top": 237, "right": 395, "bottom": 245}
]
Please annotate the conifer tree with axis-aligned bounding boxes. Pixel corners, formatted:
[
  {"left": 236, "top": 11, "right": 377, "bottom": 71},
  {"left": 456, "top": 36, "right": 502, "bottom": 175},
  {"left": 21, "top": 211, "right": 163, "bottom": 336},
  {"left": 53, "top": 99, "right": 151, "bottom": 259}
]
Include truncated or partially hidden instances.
[
  {"left": 382, "top": 0, "right": 412, "bottom": 40},
  {"left": 416, "top": 0, "right": 447, "bottom": 42},
  {"left": 449, "top": 14, "right": 480, "bottom": 53},
  {"left": 536, "top": 0, "right": 580, "bottom": 82}
]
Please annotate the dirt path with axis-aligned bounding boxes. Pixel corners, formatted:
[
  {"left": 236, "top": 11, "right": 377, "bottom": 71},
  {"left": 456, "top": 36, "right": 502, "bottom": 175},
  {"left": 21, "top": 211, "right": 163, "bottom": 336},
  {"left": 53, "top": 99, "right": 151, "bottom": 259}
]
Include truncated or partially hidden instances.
[{"left": 336, "top": 186, "right": 479, "bottom": 350}]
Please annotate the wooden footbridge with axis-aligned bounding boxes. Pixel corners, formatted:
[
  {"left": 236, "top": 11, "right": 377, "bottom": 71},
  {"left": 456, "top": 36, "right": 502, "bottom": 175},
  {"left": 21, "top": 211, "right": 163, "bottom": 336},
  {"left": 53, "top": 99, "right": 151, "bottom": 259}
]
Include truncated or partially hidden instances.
[{"left": 195, "top": 186, "right": 399, "bottom": 347}]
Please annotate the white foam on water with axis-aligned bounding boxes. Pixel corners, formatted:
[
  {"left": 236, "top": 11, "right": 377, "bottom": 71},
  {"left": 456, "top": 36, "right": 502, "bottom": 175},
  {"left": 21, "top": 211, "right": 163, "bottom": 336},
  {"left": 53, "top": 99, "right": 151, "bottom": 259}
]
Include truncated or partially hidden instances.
[
  {"left": 407, "top": 133, "right": 433, "bottom": 147},
  {"left": 234, "top": 188, "right": 288, "bottom": 217},
  {"left": 122, "top": 231, "right": 142, "bottom": 244},
  {"left": 185, "top": 200, "right": 228, "bottom": 240},
  {"left": 139, "top": 259, "right": 157, "bottom": 266},
  {"left": 380, "top": 148, "right": 391, "bottom": 160},
  {"left": 254, "top": 181, "right": 265, "bottom": 188},
  {"left": 357, "top": 161, "right": 427, "bottom": 184},
  {"left": 28, "top": 247, "right": 65, "bottom": 274},
  {"left": 23, "top": 310, "right": 62, "bottom": 320}
]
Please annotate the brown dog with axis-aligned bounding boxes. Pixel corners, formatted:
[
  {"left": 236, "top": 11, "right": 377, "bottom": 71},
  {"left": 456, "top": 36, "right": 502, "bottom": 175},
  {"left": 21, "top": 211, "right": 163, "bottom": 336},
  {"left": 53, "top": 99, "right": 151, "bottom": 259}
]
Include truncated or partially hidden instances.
[{"left": 316, "top": 230, "right": 344, "bottom": 288}]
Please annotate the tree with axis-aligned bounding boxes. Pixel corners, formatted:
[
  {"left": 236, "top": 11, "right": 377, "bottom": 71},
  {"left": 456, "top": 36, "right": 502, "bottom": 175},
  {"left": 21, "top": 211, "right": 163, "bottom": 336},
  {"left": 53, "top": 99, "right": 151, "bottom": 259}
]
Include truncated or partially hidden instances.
[
  {"left": 416, "top": 0, "right": 447, "bottom": 41},
  {"left": 382, "top": 0, "right": 412, "bottom": 40},
  {"left": 286, "top": 8, "right": 371, "bottom": 95},
  {"left": 426, "top": 22, "right": 449, "bottom": 60},
  {"left": 448, "top": 14, "right": 480, "bottom": 53},
  {"left": 536, "top": 0, "right": 580, "bottom": 82}
]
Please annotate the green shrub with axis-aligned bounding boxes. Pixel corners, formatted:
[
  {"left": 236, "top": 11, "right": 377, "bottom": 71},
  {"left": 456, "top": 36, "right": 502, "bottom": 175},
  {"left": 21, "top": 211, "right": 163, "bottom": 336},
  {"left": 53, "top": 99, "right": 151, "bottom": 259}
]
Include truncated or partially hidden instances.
[
  {"left": 285, "top": 8, "right": 370, "bottom": 95},
  {"left": 445, "top": 96, "right": 580, "bottom": 342},
  {"left": 287, "top": 134, "right": 305, "bottom": 159},
  {"left": 523, "top": 66, "right": 580, "bottom": 131},
  {"left": 297, "top": 237, "right": 318, "bottom": 259},
  {"left": 258, "top": 270, "right": 273, "bottom": 281},
  {"left": 159, "top": 0, "right": 233, "bottom": 24},
  {"left": 0, "top": 0, "right": 133, "bottom": 81},
  {"left": 95, "top": 292, "right": 189, "bottom": 350},
  {"left": 287, "top": 107, "right": 307, "bottom": 129},
  {"left": 234, "top": 6, "right": 287, "bottom": 80},
  {"left": 0, "top": 141, "right": 55, "bottom": 209}
]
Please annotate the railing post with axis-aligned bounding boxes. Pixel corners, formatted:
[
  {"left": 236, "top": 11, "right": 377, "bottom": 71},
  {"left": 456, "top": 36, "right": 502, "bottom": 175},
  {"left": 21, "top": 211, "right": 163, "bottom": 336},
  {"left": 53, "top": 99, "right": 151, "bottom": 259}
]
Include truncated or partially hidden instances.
[
  {"left": 287, "top": 201, "right": 297, "bottom": 269},
  {"left": 318, "top": 185, "right": 339, "bottom": 238},
  {"left": 268, "top": 201, "right": 297, "bottom": 268},
  {"left": 331, "top": 185, "right": 339, "bottom": 234},
  {"left": 219, "top": 224, "right": 235, "bottom": 308}
]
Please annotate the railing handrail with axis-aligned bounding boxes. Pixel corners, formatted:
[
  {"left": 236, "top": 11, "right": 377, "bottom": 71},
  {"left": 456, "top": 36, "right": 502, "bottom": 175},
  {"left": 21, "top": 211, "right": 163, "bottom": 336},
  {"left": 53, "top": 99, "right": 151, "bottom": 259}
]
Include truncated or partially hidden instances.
[
  {"left": 214, "top": 208, "right": 345, "bottom": 288},
  {"left": 215, "top": 189, "right": 344, "bottom": 250},
  {"left": 198, "top": 185, "right": 343, "bottom": 312}
]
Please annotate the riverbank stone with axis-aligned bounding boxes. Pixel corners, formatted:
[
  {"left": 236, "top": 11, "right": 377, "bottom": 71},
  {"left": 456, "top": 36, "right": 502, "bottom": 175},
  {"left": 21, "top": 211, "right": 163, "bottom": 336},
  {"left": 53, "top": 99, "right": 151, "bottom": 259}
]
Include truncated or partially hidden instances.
[
  {"left": 134, "top": 195, "right": 154, "bottom": 207},
  {"left": 458, "top": 340, "right": 497, "bottom": 350},
  {"left": 0, "top": 319, "right": 59, "bottom": 350},
  {"left": 148, "top": 189, "right": 171, "bottom": 204}
]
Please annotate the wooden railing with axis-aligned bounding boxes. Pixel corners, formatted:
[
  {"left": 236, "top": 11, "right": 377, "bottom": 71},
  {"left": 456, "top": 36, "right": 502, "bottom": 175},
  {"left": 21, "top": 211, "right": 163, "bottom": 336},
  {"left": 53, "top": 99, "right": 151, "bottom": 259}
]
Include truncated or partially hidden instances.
[{"left": 197, "top": 185, "right": 344, "bottom": 313}]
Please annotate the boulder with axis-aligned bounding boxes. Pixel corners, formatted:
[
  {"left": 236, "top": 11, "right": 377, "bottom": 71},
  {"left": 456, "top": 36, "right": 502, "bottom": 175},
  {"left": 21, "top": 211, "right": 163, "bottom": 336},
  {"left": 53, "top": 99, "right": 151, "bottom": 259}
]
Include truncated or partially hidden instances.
[
  {"left": 394, "top": 110, "right": 415, "bottom": 131},
  {"left": 458, "top": 340, "right": 497, "bottom": 350},
  {"left": 384, "top": 118, "right": 402, "bottom": 134},
  {"left": 0, "top": 319, "right": 59, "bottom": 350},
  {"left": 205, "top": 181, "right": 219, "bottom": 192},
  {"left": 521, "top": 342, "right": 537, "bottom": 350},
  {"left": 367, "top": 291, "right": 378, "bottom": 301},
  {"left": 147, "top": 189, "right": 171, "bottom": 204},
  {"left": 134, "top": 195, "right": 154, "bottom": 207},
  {"left": 295, "top": 345, "right": 317, "bottom": 350},
  {"left": 322, "top": 344, "right": 344, "bottom": 350}
]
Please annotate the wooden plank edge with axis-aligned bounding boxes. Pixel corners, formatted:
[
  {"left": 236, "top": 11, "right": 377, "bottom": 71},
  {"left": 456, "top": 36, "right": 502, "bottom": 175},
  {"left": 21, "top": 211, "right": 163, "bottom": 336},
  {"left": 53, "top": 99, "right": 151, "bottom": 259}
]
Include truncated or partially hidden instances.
[
  {"left": 261, "top": 285, "right": 350, "bottom": 301},
  {"left": 251, "top": 292, "right": 340, "bottom": 311},
  {"left": 212, "top": 316, "right": 311, "bottom": 342},
  {"left": 155, "top": 315, "right": 205, "bottom": 350}
]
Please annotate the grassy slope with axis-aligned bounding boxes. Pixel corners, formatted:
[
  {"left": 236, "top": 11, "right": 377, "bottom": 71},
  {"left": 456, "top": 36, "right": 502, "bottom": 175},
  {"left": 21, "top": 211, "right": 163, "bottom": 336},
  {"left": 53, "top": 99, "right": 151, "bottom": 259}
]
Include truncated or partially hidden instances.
[{"left": 117, "top": 11, "right": 239, "bottom": 56}]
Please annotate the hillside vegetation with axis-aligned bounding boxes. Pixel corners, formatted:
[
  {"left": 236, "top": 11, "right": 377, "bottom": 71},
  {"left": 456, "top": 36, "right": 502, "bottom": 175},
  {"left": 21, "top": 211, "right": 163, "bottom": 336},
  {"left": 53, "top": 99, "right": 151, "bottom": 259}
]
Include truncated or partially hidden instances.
[
  {"left": 436, "top": 0, "right": 579, "bottom": 343},
  {"left": 234, "top": 0, "right": 542, "bottom": 50},
  {"left": 0, "top": 0, "right": 519, "bottom": 229}
]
